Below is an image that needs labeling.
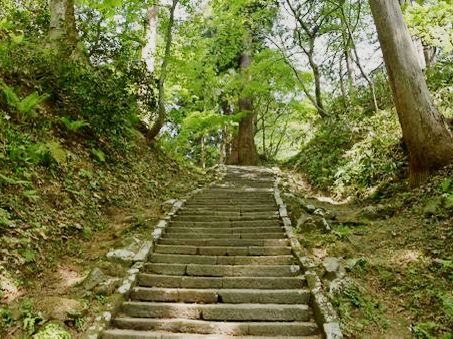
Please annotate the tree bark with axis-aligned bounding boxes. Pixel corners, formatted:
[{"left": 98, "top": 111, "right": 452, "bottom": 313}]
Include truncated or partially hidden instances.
[
  {"left": 49, "top": 0, "right": 84, "bottom": 60},
  {"left": 369, "top": 0, "right": 453, "bottom": 185},
  {"left": 228, "top": 49, "right": 258, "bottom": 166},
  {"left": 146, "top": 0, "right": 178, "bottom": 143},
  {"left": 142, "top": 6, "right": 159, "bottom": 73}
]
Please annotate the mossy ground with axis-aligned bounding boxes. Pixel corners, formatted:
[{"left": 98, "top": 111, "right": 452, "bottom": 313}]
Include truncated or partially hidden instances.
[
  {"left": 0, "top": 139, "right": 213, "bottom": 338},
  {"left": 283, "top": 168, "right": 453, "bottom": 338}
]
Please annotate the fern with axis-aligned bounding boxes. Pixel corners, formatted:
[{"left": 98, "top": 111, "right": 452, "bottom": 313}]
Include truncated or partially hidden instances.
[
  {"left": 0, "top": 83, "right": 48, "bottom": 119},
  {"left": 45, "top": 141, "right": 67, "bottom": 165},
  {"left": 91, "top": 148, "right": 106, "bottom": 162},
  {"left": 60, "top": 116, "right": 90, "bottom": 132},
  {"left": 439, "top": 293, "right": 453, "bottom": 321}
]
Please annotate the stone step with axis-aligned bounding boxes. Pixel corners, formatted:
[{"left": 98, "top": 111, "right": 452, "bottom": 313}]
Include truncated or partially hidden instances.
[
  {"left": 165, "top": 226, "right": 284, "bottom": 234},
  {"left": 175, "top": 215, "right": 278, "bottom": 222},
  {"left": 149, "top": 254, "right": 296, "bottom": 265},
  {"left": 196, "top": 192, "right": 274, "bottom": 198},
  {"left": 185, "top": 200, "right": 276, "bottom": 206},
  {"left": 111, "top": 318, "right": 318, "bottom": 336},
  {"left": 131, "top": 288, "right": 310, "bottom": 304},
  {"left": 143, "top": 263, "right": 300, "bottom": 277},
  {"left": 102, "top": 329, "right": 321, "bottom": 339},
  {"left": 170, "top": 220, "right": 281, "bottom": 228},
  {"left": 164, "top": 232, "right": 285, "bottom": 240},
  {"left": 176, "top": 211, "right": 278, "bottom": 218},
  {"left": 154, "top": 245, "right": 291, "bottom": 256},
  {"left": 121, "top": 302, "right": 310, "bottom": 322},
  {"left": 158, "top": 239, "right": 289, "bottom": 247},
  {"left": 137, "top": 274, "right": 306, "bottom": 289},
  {"left": 181, "top": 206, "right": 273, "bottom": 212}
]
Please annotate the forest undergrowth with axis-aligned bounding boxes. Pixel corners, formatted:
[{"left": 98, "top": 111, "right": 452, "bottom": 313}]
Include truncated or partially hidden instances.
[{"left": 0, "top": 38, "right": 212, "bottom": 338}]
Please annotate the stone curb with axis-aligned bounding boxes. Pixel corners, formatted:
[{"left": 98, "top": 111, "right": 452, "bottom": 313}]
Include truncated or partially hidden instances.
[
  {"left": 85, "top": 165, "right": 227, "bottom": 339},
  {"left": 272, "top": 170, "right": 343, "bottom": 339}
]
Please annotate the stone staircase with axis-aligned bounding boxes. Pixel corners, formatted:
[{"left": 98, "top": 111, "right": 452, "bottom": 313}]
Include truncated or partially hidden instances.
[{"left": 102, "top": 166, "right": 322, "bottom": 338}]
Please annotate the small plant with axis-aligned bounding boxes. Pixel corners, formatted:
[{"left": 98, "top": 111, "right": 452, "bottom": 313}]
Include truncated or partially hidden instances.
[
  {"left": 20, "top": 299, "right": 43, "bottom": 336},
  {"left": 33, "top": 323, "right": 71, "bottom": 339},
  {"left": 60, "top": 117, "right": 90, "bottom": 132},
  {"left": 439, "top": 292, "right": 453, "bottom": 321},
  {"left": 91, "top": 148, "right": 106, "bottom": 163},
  {"left": 0, "top": 307, "right": 13, "bottom": 330},
  {"left": 333, "top": 224, "right": 352, "bottom": 241},
  {"left": 411, "top": 321, "right": 440, "bottom": 338},
  {"left": 439, "top": 178, "right": 452, "bottom": 193},
  {"left": 0, "top": 82, "right": 48, "bottom": 119},
  {"left": 0, "top": 208, "right": 12, "bottom": 226}
]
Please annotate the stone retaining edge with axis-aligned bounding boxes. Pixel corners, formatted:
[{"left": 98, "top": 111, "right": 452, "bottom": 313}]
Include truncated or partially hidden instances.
[
  {"left": 85, "top": 165, "right": 228, "bottom": 338},
  {"left": 273, "top": 171, "right": 343, "bottom": 339}
]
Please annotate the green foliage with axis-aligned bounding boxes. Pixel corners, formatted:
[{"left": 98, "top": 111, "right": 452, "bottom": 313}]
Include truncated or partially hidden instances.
[
  {"left": 405, "top": 1, "right": 453, "bottom": 53},
  {"left": 20, "top": 299, "right": 43, "bottom": 336},
  {"left": 0, "top": 307, "right": 13, "bottom": 330},
  {"left": 91, "top": 148, "right": 106, "bottom": 163},
  {"left": 0, "top": 82, "right": 48, "bottom": 120},
  {"left": 60, "top": 117, "right": 90, "bottom": 132},
  {"left": 333, "top": 283, "right": 388, "bottom": 335},
  {"left": 33, "top": 323, "right": 71, "bottom": 339},
  {"left": 0, "top": 208, "right": 13, "bottom": 226},
  {"left": 412, "top": 322, "right": 441, "bottom": 338}
]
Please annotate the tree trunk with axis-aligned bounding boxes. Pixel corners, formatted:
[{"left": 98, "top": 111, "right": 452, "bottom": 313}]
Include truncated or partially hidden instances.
[
  {"left": 369, "top": 0, "right": 453, "bottom": 185},
  {"left": 49, "top": 0, "right": 84, "bottom": 60},
  {"left": 146, "top": 0, "right": 178, "bottom": 143},
  {"left": 309, "top": 54, "right": 325, "bottom": 116},
  {"left": 228, "top": 49, "right": 258, "bottom": 166},
  {"left": 200, "top": 136, "right": 206, "bottom": 169},
  {"left": 49, "top": 0, "right": 67, "bottom": 42},
  {"left": 142, "top": 6, "right": 159, "bottom": 73}
]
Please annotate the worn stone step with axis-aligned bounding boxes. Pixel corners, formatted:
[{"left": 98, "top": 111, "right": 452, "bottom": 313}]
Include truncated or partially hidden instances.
[
  {"left": 144, "top": 263, "right": 300, "bottom": 277},
  {"left": 164, "top": 232, "right": 285, "bottom": 240},
  {"left": 166, "top": 227, "right": 284, "bottom": 235},
  {"left": 181, "top": 206, "right": 273, "bottom": 212},
  {"left": 131, "top": 288, "right": 310, "bottom": 304},
  {"left": 149, "top": 254, "right": 296, "bottom": 265},
  {"left": 170, "top": 220, "right": 281, "bottom": 228},
  {"left": 175, "top": 215, "right": 278, "bottom": 222},
  {"left": 196, "top": 193, "right": 274, "bottom": 198},
  {"left": 111, "top": 318, "right": 318, "bottom": 336},
  {"left": 121, "top": 302, "right": 310, "bottom": 322},
  {"left": 137, "top": 274, "right": 306, "bottom": 289},
  {"left": 154, "top": 245, "right": 291, "bottom": 256},
  {"left": 102, "top": 329, "right": 321, "bottom": 339},
  {"left": 176, "top": 211, "right": 279, "bottom": 218},
  {"left": 185, "top": 200, "right": 276, "bottom": 206},
  {"left": 158, "top": 239, "right": 289, "bottom": 247}
]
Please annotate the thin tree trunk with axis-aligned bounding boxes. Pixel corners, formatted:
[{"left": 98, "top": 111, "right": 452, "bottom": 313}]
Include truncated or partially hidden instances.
[
  {"left": 308, "top": 52, "right": 325, "bottom": 116},
  {"left": 369, "top": 0, "right": 453, "bottom": 185},
  {"left": 339, "top": 3, "right": 378, "bottom": 112},
  {"left": 146, "top": 0, "right": 178, "bottom": 143},
  {"left": 339, "top": 58, "right": 348, "bottom": 109},
  {"left": 200, "top": 136, "right": 206, "bottom": 169},
  {"left": 262, "top": 114, "right": 266, "bottom": 159}
]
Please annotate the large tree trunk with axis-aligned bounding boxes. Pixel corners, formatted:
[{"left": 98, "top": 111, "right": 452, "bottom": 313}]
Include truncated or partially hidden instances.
[
  {"left": 228, "top": 50, "right": 258, "bottom": 166},
  {"left": 49, "top": 0, "right": 84, "bottom": 60},
  {"left": 141, "top": 6, "right": 159, "bottom": 73},
  {"left": 369, "top": 0, "right": 453, "bottom": 185},
  {"left": 146, "top": 0, "right": 178, "bottom": 143}
]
